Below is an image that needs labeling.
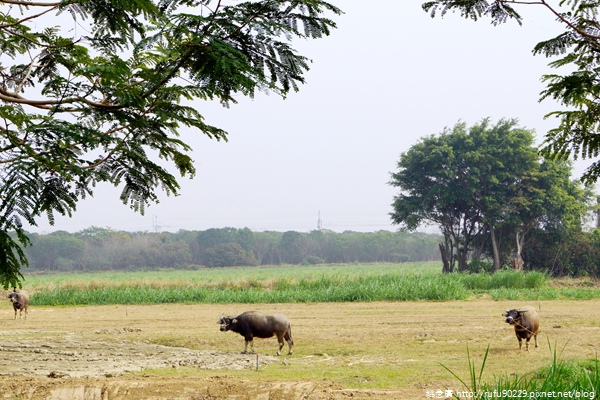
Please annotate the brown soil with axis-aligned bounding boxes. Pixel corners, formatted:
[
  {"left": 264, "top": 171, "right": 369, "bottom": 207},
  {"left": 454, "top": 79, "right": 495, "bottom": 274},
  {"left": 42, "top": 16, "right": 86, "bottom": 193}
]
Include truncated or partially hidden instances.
[{"left": 0, "top": 300, "right": 599, "bottom": 399}]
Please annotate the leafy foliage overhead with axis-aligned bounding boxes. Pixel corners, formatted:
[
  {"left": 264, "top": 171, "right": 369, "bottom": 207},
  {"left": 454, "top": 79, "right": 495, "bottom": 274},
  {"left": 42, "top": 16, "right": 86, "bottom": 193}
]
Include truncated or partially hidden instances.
[
  {"left": 0, "top": 0, "right": 341, "bottom": 288},
  {"left": 421, "top": 0, "right": 600, "bottom": 184}
]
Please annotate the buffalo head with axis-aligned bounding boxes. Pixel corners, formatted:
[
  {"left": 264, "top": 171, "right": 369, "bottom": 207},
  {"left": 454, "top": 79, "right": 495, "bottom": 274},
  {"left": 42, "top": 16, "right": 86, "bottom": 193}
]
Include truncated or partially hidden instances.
[
  {"left": 218, "top": 316, "right": 237, "bottom": 332},
  {"left": 502, "top": 308, "right": 529, "bottom": 325}
]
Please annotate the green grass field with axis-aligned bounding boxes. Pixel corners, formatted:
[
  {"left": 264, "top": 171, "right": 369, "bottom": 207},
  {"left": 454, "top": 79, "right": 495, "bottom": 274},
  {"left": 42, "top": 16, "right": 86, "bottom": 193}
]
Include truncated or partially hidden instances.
[
  {"left": 20, "top": 261, "right": 600, "bottom": 306},
  {"left": 11, "top": 262, "right": 600, "bottom": 398}
]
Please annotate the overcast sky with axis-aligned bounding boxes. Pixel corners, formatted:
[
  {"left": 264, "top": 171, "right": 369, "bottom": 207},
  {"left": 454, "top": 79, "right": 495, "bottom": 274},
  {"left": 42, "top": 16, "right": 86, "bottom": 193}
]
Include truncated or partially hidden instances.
[{"left": 27, "top": 1, "right": 591, "bottom": 234}]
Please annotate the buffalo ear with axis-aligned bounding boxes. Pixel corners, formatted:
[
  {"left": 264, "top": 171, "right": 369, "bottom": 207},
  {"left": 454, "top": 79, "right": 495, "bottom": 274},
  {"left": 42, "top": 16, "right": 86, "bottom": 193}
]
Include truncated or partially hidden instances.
[
  {"left": 502, "top": 310, "right": 509, "bottom": 316},
  {"left": 232, "top": 318, "right": 238, "bottom": 324}
]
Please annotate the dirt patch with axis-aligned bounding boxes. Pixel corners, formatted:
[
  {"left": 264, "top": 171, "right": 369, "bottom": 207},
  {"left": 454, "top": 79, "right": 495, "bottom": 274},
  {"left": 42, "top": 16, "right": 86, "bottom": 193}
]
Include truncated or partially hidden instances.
[
  {"left": 0, "top": 375, "right": 341, "bottom": 400},
  {"left": 0, "top": 304, "right": 407, "bottom": 399},
  {"left": 0, "top": 300, "right": 598, "bottom": 399},
  {"left": 0, "top": 334, "right": 278, "bottom": 378}
]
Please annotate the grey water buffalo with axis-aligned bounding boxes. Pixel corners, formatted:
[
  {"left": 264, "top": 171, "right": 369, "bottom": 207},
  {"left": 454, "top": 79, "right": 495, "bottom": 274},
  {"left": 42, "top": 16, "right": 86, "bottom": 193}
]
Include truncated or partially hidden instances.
[
  {"left": 8, "top": 289, "right": 29, "bottom": 320},
  {"left": 218, "top": 311, "right": 293, "bottom": 356},
  {"left": 503, "top": 306, "right": 539, "bottom": 350}
]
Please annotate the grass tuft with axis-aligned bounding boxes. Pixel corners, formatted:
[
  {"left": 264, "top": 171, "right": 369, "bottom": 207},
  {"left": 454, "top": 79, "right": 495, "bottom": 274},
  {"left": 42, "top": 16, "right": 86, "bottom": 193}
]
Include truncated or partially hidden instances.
[{"left": 443, "top": 341, "right": 599, "bottom": 399}]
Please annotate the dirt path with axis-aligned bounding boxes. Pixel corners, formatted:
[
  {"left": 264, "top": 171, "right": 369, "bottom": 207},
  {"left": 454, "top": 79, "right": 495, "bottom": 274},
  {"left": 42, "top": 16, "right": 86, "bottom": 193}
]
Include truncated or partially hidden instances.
[{"left": 0, "top": 300, "right": 598, "bottom": 399}]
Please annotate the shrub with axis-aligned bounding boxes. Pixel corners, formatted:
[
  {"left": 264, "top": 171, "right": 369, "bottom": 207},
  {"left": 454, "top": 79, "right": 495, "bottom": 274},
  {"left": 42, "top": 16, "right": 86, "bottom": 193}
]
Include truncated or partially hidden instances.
[
  {"left": 464, "top": 260, "right": 494, "bottom": 274},
  {"left": 303, "top": 256, "right": 325, "bottom": 265}
]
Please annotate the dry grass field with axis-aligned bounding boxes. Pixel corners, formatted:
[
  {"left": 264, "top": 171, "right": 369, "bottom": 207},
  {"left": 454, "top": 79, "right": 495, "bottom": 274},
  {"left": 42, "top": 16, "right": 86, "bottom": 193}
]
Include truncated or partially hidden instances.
[{"left": 0, "top": 299, "right": 599, "bottom": 399}]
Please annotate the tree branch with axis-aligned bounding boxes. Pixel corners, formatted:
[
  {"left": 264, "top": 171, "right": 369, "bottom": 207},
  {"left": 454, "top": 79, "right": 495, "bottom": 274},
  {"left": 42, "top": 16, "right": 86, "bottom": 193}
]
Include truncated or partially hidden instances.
[
  {"left": 0, "top": 88, "right": 123, "bottom": 110},
  {"left": 0, "top": 0, "right": 63, "bottom": 6},
  {"left": 500, "top": 0, "right": 600, "bottom": 40},
  {"left": 0, "top": 5, "right": 58, "bottom": 29}
]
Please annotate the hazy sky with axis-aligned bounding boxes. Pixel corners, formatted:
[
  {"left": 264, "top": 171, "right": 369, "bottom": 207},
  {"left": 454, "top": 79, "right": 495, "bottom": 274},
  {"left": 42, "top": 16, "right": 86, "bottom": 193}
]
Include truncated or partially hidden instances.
[{"left": 28, "top": 1, "right": 590, "bottom": 234}]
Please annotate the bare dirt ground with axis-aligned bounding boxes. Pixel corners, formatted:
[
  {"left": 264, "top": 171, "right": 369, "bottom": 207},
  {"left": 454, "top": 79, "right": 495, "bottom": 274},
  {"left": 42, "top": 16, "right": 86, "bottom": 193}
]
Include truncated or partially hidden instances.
[{"left": 0, "top": 299, "right": 599, "bottom": 399}]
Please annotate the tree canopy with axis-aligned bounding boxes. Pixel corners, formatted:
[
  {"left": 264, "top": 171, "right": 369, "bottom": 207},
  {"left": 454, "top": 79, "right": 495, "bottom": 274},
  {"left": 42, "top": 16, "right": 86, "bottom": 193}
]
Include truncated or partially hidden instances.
[
  {"left": 22, "top": 227, "right": 442, "bottom": 271},
  {"left": 0, "top": 0, "right": 341, "bottom": 288},
  {"left": 421, "top": 0, "right": 600, "bottom": 184},
  {"left": 389, "top": 118, "right": 592, "bottom": 273}
]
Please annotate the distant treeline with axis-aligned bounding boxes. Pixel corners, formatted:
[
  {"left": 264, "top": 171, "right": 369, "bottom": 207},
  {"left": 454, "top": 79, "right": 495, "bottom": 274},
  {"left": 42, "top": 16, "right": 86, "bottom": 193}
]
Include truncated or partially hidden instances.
[{"left": 23, "top": 227, "right": 442, "bottom": 271}]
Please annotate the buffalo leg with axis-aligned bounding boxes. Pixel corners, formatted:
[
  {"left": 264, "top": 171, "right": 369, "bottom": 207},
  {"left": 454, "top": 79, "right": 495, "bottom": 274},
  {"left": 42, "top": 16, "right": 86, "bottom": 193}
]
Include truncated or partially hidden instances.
[
  {"left": 285, "top": 332, "right": 293, "bottom": 355},
  {"left": 275, "top": 333, "right": 284, "bottom": 356},
  {"left": 525, "top": 336, "right": 537, "bottom": 351},
  {"left": 242, "top": 336, "right": 255, "bottom": 354},
  {"left": 243, "top": 339, "right": 255, "bottom": 354}
]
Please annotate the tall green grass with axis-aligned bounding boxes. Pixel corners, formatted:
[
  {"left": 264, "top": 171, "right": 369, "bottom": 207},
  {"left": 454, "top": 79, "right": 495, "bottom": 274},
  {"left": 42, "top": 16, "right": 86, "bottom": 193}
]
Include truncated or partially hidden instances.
[
  {"left": 18, "top": 263, "right": 600, "bottom": 306},
  {"left": 458, "top": 270, "right": 547, "bottom": 291},
  {"left": 30, "top": 273, "right": 471, "bottom": 305},
  {"left": 444, "top": 344, "right": 599, "bottom": 399}
]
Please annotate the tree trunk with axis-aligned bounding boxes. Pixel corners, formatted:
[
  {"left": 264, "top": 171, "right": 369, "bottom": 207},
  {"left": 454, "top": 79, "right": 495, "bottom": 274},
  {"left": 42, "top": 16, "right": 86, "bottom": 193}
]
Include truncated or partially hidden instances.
[
  {"left": 439, "top": 243, "right": 451, "bottom": 274},
  {"left": 490, "top": 226, "right": 501, "bottom": 271},
  {"left": 457, "top": 246, "right": 469, "bottom": 272},
  {"left": 512, "top": 230, "right": 524, "bottom": 271}
]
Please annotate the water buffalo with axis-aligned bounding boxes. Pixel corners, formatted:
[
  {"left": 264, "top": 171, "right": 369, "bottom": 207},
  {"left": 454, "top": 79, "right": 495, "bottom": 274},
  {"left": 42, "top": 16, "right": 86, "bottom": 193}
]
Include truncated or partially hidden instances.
[
  {"left": 8, "top": 289, "right": 29, "bottom": 320},
  {"left": 218, "top": 311, "right": 293, "bottom": 356},
  {"left": 503, "top": 305, "right": 539, "bottom": 350}
]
